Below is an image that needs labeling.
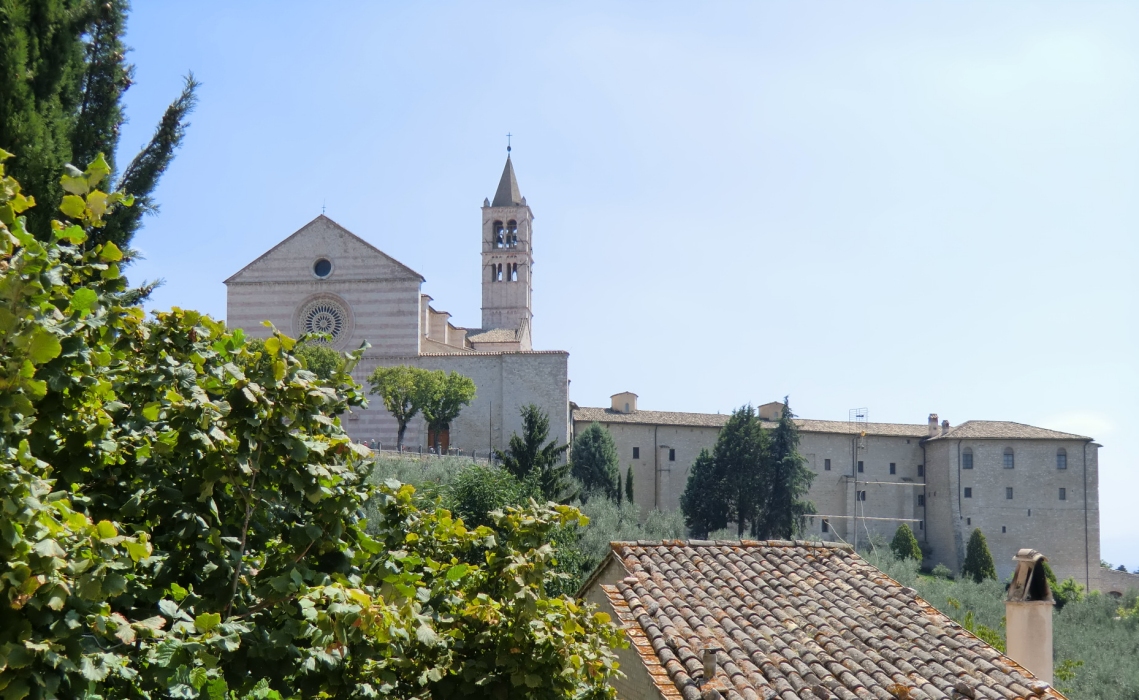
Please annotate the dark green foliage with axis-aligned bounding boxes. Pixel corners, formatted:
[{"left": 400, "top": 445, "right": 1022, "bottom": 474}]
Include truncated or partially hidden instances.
[
  {"left": 890, "top": 523, "right": 923, "bottom": 562},
  {"left": 570, "top": 422, "right": 620, "bottom": 501},
  {"left": 496, "top": 403, "right": 575, "bottom": 503},
  {"left": 0, "top": 0, "right": 197, "bottom": 245},
  {"left": 680, "top": 448, "right": 730, "bottom": 537},
  {"left": 444, "top": 464, "right": 534, "bottom": 529},
  {"left": 758, "top": 397, "right": 815, "bottom": 539},
  {"left": 367, "top": 364, "right": 431, "bottom": 450},
  {"left": 626, "top": 464, "right": 634, "bottom": 503},
  {"left": 961, "top": 528, "right": 997, "bottom": 583}
]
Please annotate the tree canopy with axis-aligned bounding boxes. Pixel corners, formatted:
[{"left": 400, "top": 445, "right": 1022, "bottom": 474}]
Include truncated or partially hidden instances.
[
  {"left": 890, "top": 523, "right": 923, "bottom": 562},
  {"left": 0, "top": 155, "right": 624, "bottom": 699},
  {"left": 420, "top": 369, "right": 477, "bottom": 452},
  {"left": 758, "top": 398, "right": 816, "bottom": 539},
  {"left": 570, "top": 422, "right": 620, "bottom": 501}
]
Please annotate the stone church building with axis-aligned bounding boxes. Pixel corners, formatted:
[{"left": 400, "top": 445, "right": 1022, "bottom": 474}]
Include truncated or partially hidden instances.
[
  {"left": 225, "top": 156, "right": 568, "bottom": 454},
  {"left": 225, "top": 153, "right": 1108, "bottom": 592}
]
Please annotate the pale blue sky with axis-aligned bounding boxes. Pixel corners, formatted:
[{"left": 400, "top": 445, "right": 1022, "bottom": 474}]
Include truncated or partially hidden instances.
[{"left": 121, "top": 2, "right": 1138, "bottom": 567}]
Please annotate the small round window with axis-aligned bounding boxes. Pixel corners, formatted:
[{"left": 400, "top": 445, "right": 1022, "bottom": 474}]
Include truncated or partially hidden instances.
[{"left": 313, "top": 258, "right": 332, "bottom": 278}]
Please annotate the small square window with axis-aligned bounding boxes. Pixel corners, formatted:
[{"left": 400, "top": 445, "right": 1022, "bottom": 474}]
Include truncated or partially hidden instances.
[
  {"left": 1059, "top": 488, "right": 1066, "bottom": 501},
  {"left": 824, "top": 458, "right": 831, "bottom": 471},
  {"left": 918, "top": 495, "right": 925, "bottom": 507},
  {"left": 822, "top": 520, "right": 829, "bottom": 533},
  {"left": 918, "top": 464, "right": 925, "bottom": 477},
  {"left": 890, "top": 463, "right": 896, "bottom": 475},
  {"left": 858, "top": 461, "right": 864, "bottom": 473},
  {"left": 1006, "top": 487, "right": 1014, "bottom": 500},
  {"left": 632, "top": 447, "right": 640, "bottom": 459},
  {"left": 668, "top": 448, "right": 676, "bottom": 462},
  {"left": 964, "top": 487, "right": 972, "bottom": 498}
]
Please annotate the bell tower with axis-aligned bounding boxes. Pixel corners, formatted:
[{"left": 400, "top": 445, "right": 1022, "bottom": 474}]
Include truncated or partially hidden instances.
[{"left": 480, "top": 154, "right": 534, "bottom": 346}]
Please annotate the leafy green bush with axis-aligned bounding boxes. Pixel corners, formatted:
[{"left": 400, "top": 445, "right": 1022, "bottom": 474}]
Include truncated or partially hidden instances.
[
  {"left": 890, "top": 523, "right": 922, "bottom": 562},
  {"left": 570, "top": 422, "right": 620, "bottom": 501},
  {"left": 0, "top": 154, "right": 624, "bottom": 699},
  {"left": 444, "top": 464, "right": 536, "bottom": 528}
]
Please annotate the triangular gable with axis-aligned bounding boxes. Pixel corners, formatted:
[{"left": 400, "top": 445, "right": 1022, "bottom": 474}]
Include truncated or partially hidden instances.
[{"left": 225, "top": 215, "right": 425, "bottom": 284}]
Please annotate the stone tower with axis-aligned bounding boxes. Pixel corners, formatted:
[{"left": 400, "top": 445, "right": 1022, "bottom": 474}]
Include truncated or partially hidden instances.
[{"left": 480, "top": 156, "right": 534, "bottom": 343}]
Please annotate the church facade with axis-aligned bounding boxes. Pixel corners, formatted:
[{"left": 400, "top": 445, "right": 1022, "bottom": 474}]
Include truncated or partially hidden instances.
[{"left": 225, "top": 157, "right": 568, "bottom": 454}]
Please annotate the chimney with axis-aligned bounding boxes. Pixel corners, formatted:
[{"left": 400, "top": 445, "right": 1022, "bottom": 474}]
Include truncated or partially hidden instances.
[
  {"left": 928, "top": 414, "right": 939, "bottom": 436},
  {"left": 1005, "top": 549, "right": 1054, "bottom": 683},
  {"left": 941, "top": 419, "right": 950, "bottom": 436}
]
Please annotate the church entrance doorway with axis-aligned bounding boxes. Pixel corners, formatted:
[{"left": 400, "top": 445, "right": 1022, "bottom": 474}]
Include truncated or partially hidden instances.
[{"left": 427, "top": 427, "right": 450, "bottom": 454}]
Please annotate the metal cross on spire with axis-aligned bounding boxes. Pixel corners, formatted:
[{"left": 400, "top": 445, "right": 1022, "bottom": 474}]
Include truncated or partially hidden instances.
[{"left": 506, "top": 132, "right": 512, "bottom": 154}]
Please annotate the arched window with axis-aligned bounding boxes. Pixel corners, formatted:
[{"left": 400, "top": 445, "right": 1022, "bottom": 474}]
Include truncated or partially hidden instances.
[
  {"left": 1003, "top": 447, "right": 1014, "bottom": 469},
  {"left": 510, "top": 263, "right": 518, "bottom": 281},
  {"left": 497, "top": 264, "right": 503, "bottom": 281},
  {"left": 494, "top": 221, "right": 504, "bottom": 248},
  {"left": 1057, "top": 448, "right": 1067, "bottom": 470},
  {"left": 962, "top": 448, "right": 973, "bottom": 469},
  {"left": 506, "top": 220, "right": 518, "bottom": 248}
]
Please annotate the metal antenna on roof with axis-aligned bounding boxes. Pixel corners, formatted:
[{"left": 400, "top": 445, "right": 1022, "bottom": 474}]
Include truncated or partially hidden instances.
[{"left": 506, "top": 132, "right": 512, "bottom": 155}]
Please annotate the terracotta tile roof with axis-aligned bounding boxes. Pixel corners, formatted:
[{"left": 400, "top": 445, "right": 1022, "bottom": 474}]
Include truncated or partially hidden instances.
[
  {"left": 595, "top": 540, "right": 1062, "bottom": 700},
  {"left": 928, "top": 421, "right": 1090, "bottom": 442},
  {"left": 573, "top": 408, "right": 931, "bottom": 437}
]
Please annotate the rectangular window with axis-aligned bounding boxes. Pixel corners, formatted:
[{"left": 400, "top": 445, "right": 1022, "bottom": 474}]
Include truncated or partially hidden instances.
[
  {"left": 632, "top": 447, "right": 639, "bottom": 459},
  {"left": 824, "top": 458, "right": 831, "bottom": 471},
  {"left": 962, "top": 453, "right": 973, "bottom": 469},
  {"left": 1057, "top": 452, "right": 1067, "bottom": 469},
  {"left": 918, "top": 464, "right": 925, "bottom": 477},
  {"left": 1004, "top": 452, "right": 1015, "bottom": 469},
  {"left": 1059, "top": 488, "right": 1067, "bottom": 501},
  {"left": 822, "top": 520, "right": 829, "bottom": 533},
  {"left": 1002, "top": 526, "right": 1007, "bottom": 533},
  {"left": 964, "top": 487, "right": 972, "bottom": 498},
  {"left": 668, "top": 448, "right": 676, "bottom": 462},
  {"left": 918, "top": 495, "right": 925, "bottom": 507},
  {"left": 890, "top": 463, "right": 896, "bottom": 475},
  {"left": 1006, "top": 487, "right": 1014, "bottom": 500},
  {"left": 858, "top": 490, "right": 867, "bottom": 501},
  {"left": 857, "top": 461, "right": 864, "bottom": 473},
  {"left": 967, "top": 517, "right": 971, "bottom": 525},
  {"left": 919, "top": 520, "right": 924, "bottom": 530}
]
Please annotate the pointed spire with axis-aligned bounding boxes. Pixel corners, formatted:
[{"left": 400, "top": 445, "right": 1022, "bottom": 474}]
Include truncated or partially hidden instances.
[{"left": 492, "top": 156, "right": 523, "bottom": 207}]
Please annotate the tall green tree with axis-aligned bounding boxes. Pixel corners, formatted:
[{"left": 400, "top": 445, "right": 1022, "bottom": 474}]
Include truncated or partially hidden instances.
[
  {"left": 961, "top": 528, "right": 997, "bottom": 583},
  {"left": 757, "top": 397, "right": 815, "bottom": 539},
  {"left": 679, "top": 449, "right": 730, "bottom": 538},
  {"left": 497, "top": 404, "right": 574, "bottom": 503},
  {"left": 625, "top": 464, "right": 635, "bottom": 504},
  {"left": 0, "top": 0, "right": 197, "bottom": 246},
  {"left": 420, "top": 369, "right": 476, "bottom": 453},
  {"left": 680, "top": 405, "right": 768, "bottom": 537},
  {"left": 570, "top": 422, "right": 620, "bottom": 501},
  {"left": 367, "top": 364, "right": 432, "bottom": 451},
  {"left": 890, "top": 523, "right": 923, "bottom": 562}
]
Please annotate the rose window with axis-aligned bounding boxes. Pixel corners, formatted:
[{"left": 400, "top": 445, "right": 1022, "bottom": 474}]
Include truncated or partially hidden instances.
[{"left": 301, "top": 301, "right": 346, "bottom": 342}]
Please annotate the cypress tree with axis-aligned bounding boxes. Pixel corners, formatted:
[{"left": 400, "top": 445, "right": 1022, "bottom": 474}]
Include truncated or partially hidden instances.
[
  {"left": 625, "top": 465, "right": 634, "bottom": 504},
  {"left": 890, "top": 523, "right": 922, "bottom": 562},
  {"left": 0, "top": 0, "right": 197, "bottom": 246},
  {"left": 758, "top": 397, "right": 816, "bottom": 539},
  {"left": 961, "top": 528, "right": 997, "bottom": 583},
  {"left": 680, "top": 406, "right": 767, "bottom": 537},
  {"left": 569, "top": 422, "right": 620, "bottom": 501},
  {"left": 679, "top": 449, "right": 729, "bottom": 538}
]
